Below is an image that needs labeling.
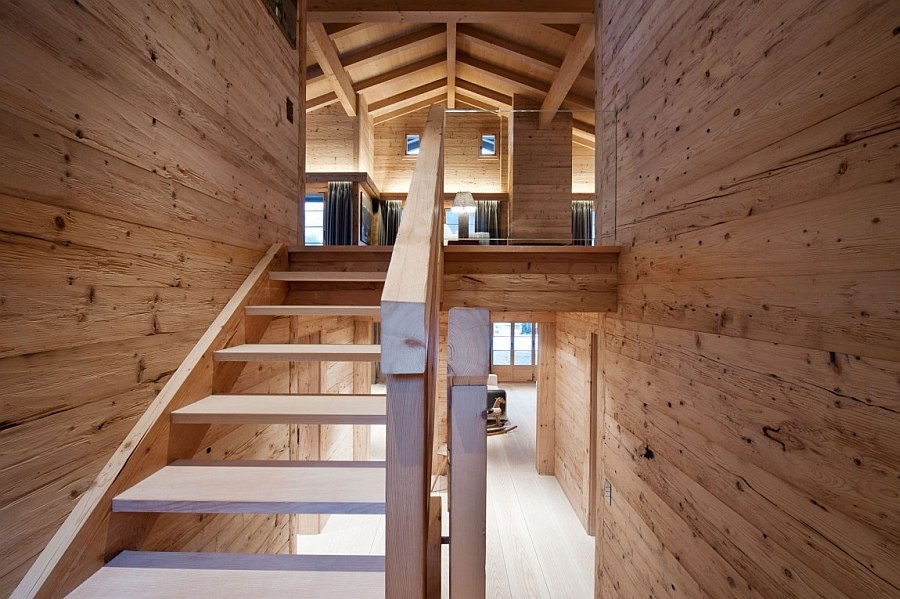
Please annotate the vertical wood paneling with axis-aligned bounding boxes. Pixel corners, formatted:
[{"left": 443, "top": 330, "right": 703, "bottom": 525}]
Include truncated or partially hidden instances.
[
  {"left": 596, "top": 0, "right": 900, "bottom": 597},
  {"left": 0, "top": 1, "right": 300, "bottom": 594}
]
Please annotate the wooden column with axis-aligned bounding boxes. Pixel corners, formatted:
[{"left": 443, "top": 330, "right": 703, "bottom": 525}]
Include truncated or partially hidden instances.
[
  {"left": 536, "top": 320, "right": 557, "bottom": 474},
  {"left": 447, "top": 308, "right": 490, "bottom": 599}
]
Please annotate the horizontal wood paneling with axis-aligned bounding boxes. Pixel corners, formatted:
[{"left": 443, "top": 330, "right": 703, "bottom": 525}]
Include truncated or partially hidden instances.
[
  {"left": 0, "top": 1, "right": 300, "bottom": 594},
  {"left": 374, "top": 105, "right": 507, "bottom": 193},
  {"left": 596, "top": 0, "right": 900, "bottom": 598}
]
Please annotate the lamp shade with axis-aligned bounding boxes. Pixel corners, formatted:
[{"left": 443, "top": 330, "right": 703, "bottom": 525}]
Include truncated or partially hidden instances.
[{"left": 451, "top": 191, "right": 477, "bottom": 213}]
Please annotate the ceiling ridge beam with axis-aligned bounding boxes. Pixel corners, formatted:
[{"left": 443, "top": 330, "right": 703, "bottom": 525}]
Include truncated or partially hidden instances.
[
  {"left": 539, "top": 23, "right": 594, "bottom": 128},
  {"left": 308, "top": 23, "right": 358, "bottom": 117},
  {"left": 447, "top": 23, "right": 457, "bottom": 109},
  {"left": 307, "top": 11, "right": 592, "bottom": 25}
]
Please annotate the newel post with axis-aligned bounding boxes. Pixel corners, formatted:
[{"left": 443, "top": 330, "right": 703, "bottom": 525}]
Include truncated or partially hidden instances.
[{"left": 447, "top": 307, "right": 490, "bottom": 599}]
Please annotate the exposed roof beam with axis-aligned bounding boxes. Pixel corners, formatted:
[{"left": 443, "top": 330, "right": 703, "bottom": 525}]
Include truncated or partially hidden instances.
[
  {"left": 572, "top": 120, "right": 596, "bottom": 147},
  {"left": 540, "top": 23, "right": 594, "bottom": 128},
  {"left": 369, "top": 79, "right": 447, "bottom": 115},
  {"left": 456, "top": 79, "right": 512, "bottom": 109},
  {"left": 457, "top": 24, "right": 593, "bottom": 82},
  {"left": 447, "top": 23, "right": 457, "bottom": 109},
  {"left": 307, "top": 92, "right": 340, "bottom": 113},
  {"left": 374, "top": 94, "right": 447, "bottom": 125},
  {"left": 457, "top": 54, "right": 548, "bottom": 96},
  {"left": 308, "top": 1, "right": 593, "bottom": 24},
  {"left": 355, "top": 54, "right": 446, "bottom": 93},
  {"left": 455, "top": 93, "right": 501, "bottom": 112},
  {"left": 324, "top": 23, "right": 378, "bottom": 41},
  {"left": 307, "top": 23, "right": 357, "bottom": 116},
  {"left": 341, "top": 25, "right": 445, "bottom": 69}
]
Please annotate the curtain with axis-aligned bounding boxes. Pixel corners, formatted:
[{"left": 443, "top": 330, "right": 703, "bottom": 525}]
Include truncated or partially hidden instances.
[
  {"left": 379, "top": 200, "right": 403, "bottom": 245},
  {"left": 572, "top": 200, "right": 594, "bottom": 246},
  {"left": 324, "top": 181, "right": 353, "bottom": 245},
  {"left": 475, "top": 200, "right": 500, "bottom": 244}
]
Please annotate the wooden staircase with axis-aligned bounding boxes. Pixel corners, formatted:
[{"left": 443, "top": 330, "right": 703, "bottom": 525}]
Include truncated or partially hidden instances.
[{"left": 17, "top": 103, "right": 454, "bottom": 599}]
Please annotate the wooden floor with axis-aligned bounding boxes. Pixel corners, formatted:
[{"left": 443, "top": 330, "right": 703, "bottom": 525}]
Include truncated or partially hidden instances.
[{"left": 296, "top": 383, "right": 594, "bottom": 598}]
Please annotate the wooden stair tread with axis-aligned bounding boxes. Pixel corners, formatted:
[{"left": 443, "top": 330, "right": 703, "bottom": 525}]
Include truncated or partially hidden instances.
[
  {"left": 214, "top": 344, "right": 380, "bottom": 361},
  {"left": 112, "top": 462, "right": 385, "bottom": 514},
  {"left": 269, "top": 271, "right": 387, "bottom": 282},
  {"left": 68, "top": 552, "right": 384, "bottom": 599},
  {"left": 172, "top": 394, "right": 387, "bottom": 424},
  {"left": 245, "top": 305, "right": 381, "bottom": 317}
]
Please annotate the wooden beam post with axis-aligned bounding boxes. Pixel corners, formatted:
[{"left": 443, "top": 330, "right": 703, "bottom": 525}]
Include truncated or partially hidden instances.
[
  {"left": 447, "top": 308, "right": 490, "bottom": 599},
  {"left": 536, "top": 320, "right": 557, "bottom": 474},
  {"left": 539, "top": 22, "right": 595, "bottom": 128},
  {"left": 447, "top": 22, "right": 457, "bottom": 109},
  {"left": 307, "top": 23, "right": 357, "bottom": 117}
]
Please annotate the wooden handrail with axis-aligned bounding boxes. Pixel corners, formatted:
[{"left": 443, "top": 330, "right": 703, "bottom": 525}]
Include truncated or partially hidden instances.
[
  {"left": 381, "top": 103, "right": 445, "bottom": 375},
  {"left": 13, "top": 244, "right": 289, "bottom": 599},
  {"left": 381, "top": 103, "right": 445, "bottom": 599}
]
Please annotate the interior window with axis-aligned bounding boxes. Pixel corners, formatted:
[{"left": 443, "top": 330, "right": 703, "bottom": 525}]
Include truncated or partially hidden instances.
[
  {"left": 480, "top": 134, "right": 496, "bottom": 156},
  {"left": 304, "top": 194, "right": 324, "bottom": 246},
  {"left": 406, "top": 134, "right": 420, "bottom": 155}
]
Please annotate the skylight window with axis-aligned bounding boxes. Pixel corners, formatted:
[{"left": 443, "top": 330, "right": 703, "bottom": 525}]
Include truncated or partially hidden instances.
[
  {"left": 406, "top": 134, "right": 420, "bottom": 155},
  {"left": 480, "top": 134, "right": 496, "bottom": 156}
]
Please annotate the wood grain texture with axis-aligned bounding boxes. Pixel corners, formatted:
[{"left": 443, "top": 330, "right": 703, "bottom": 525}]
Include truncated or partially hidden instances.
[
  {"left": 374, "top": 106, "right": 506, "bottom": 193},
  {"left": 594, "top": 0, "right": 900, "bottom": 597},
  {"left": 171, "top": 394, "right": 387, "bottom": 425},
  {"left": 112, "top": 462, "right": 385, "bottom": 514},
  {"left": 213, "top": 344, "right": 381, "bottom": 362},
  {"left": 0, "top": 1, "right": 300, "bottom": 593}
]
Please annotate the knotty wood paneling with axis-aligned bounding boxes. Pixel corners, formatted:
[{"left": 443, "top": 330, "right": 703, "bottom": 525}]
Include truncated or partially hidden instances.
[
  {"left": 374, "top": 105, "right": 507, "bottom": 193},
  {"left": 306, "top": 98, "right": 376, "bottom": 173},
  {"left": 594, "top": 1, "right": 900, "bottom": 597},
  {"left": 0, "top": 1, "right": 301, "bottom": 594}
]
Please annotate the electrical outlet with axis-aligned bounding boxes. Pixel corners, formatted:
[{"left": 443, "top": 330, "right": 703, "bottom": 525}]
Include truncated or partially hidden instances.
[{"left": 604, "top": 479, "right": 612, "bottom": 505}]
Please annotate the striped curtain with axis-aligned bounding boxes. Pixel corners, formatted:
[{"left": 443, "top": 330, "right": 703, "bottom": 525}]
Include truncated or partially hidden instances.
[
  {"left": 379, "top": 200, "right": 403, "bottom": 245},
  {"left": 324, "top": 181, "right": 353, "bottom": 245},
  {"left": 571, "top": 200, "right": 594, "bottom": 246},
  {"left": 475, "top": 200, "right": 500, "bottom": 244}
]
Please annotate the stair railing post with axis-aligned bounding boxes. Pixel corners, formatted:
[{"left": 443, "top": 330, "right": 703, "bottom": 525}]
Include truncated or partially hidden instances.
[{"left": 447, "top": 307, "right": 490, "bottom": 599}]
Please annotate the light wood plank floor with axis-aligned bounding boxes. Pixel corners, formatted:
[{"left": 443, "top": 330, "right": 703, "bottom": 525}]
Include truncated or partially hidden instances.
[{"left": 295, "top": 383, "right": 594, "bottom": 598}]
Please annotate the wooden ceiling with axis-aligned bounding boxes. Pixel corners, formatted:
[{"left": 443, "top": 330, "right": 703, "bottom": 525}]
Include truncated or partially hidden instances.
[{"left": 305, "top": 1, "right": 596, "bottom": 142}]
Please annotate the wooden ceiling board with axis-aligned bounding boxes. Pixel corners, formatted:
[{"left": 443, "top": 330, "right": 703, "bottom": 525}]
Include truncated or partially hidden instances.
[
  {"left": 359, "top": 62, "right": 448, "bottom": 104},
  {"left": 332, "top": 23, "right": 424, "bottom": 54},
  {"left": 369, "top": 80, "right": 447, "bottom": 115},
  {"left": 344, "top": 35, "right": 447, "bottom": 82}
]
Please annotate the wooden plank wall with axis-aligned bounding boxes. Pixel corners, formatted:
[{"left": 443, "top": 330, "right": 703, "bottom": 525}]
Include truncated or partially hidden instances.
[
  {"left": 572, "top": 142, "right": 595, "bottom": 193},
  {"left": 306, "top": 98, "right": 374, "bottom": 173},
  {"left": 595, "top": 0, "right": 900, "bottom": 597},
  {"left": 0, "top": 1, "right": 300, "bottom": 594},
  {"left": 554, "top": 313, "right": 594, "bottom": 530},
  {"left": 374, "top": 105, "right": 508, "bottom": 193},
  {"left": 509, "top": 96, "right": 573, "bottom": 240}
]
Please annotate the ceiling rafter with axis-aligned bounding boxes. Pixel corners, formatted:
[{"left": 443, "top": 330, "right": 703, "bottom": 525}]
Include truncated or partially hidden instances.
[
  {"left": 447, "top": 23, "right": 457, "bottom": 109},
  {"left": 539, "top": 23, "right": 594, "bottom": 128},
  {"left": 355, "top": 54, "right": 446, "bottom": 94},
  {"left": 456, "top": 79, "right": 512, "bottom": 109},
  {"left": 373, "top": 94, "right": 447, "bottom": 125},
  {"left": 457, "top": 24, "right": 593, "bottom": 82},
  {"left": 341, "top": 25, "right": 446, "bottom": 69},
  {"left": 307, "top": 23, "right": 357, "bottom": 116},
  {"left": 457, "top": 54, "right": 548, "bottom": 95},
  {"left": 307, "top": 92, "right": 339, "bottom": 113},
  {"left": 369, "top": 79, "right": 447, "bottom": 115}
]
